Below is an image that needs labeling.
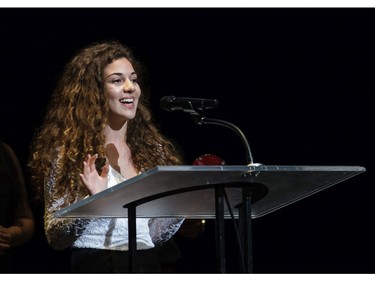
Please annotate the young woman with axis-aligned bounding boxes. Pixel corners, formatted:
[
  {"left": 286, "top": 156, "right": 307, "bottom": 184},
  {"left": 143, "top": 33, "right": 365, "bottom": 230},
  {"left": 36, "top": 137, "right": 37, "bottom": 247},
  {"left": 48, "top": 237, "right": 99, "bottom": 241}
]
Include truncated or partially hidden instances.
[{"left": 28, "top": 41, "right": 184, "bottom": 273}]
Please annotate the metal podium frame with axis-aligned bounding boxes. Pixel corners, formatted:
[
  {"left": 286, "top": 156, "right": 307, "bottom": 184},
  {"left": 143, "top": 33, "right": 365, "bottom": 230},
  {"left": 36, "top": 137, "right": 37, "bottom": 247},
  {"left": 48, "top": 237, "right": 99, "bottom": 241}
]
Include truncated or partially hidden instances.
[{"left": 55, "top": 164, "right": 366, "bottom": 273}]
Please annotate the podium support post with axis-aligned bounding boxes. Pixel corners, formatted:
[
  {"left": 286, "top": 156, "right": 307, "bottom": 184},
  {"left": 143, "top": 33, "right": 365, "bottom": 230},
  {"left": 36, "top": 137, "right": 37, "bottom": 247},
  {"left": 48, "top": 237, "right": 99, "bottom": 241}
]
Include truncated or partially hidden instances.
[
  {"left": 241, "top": 187, "right": 253, "bottom": 273},
  {"left": 128, "top": 204, "right": 137, "bottom": 273},
  {"left": 215, "top": 187, "right": 226, "bottom": 273}
]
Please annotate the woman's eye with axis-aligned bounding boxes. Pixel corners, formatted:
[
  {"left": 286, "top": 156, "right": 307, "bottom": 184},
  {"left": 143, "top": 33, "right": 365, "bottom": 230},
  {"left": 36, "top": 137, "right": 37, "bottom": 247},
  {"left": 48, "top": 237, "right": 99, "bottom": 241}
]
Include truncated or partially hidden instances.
[{"left": 112, "top": 79, "right": 122, "bottom": 83}]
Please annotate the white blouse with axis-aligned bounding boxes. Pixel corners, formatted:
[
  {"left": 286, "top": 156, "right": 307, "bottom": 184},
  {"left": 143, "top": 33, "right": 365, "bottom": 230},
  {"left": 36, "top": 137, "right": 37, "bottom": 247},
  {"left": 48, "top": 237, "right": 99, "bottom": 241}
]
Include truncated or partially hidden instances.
[
  {"left": 44, "top": 165, "right": 184, "bottom": 251},
  {"left": 72, "top": 166, "right": 154, "bottom": 250}
]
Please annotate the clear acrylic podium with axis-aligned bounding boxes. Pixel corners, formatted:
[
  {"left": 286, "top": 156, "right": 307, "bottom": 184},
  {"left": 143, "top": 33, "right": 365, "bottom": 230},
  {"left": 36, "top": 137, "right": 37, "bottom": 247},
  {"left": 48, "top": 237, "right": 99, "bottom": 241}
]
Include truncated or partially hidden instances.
[{"left": 55, "top": 164, "right": 366, "bottom": 273}]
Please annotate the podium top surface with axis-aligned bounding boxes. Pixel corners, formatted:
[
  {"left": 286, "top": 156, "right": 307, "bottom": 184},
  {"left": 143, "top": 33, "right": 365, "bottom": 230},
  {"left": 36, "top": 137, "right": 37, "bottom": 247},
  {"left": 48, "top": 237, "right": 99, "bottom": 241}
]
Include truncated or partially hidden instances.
[{"left": 55, "top": 165, "right": 365, "bottom": 219}]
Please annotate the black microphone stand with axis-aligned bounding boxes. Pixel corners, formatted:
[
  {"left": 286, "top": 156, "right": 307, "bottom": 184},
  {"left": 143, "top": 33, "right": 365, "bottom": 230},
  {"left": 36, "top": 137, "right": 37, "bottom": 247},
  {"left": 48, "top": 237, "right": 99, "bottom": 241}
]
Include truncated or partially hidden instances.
[{"left": 187, "top": 109, "right": 260, "bottom": 273}]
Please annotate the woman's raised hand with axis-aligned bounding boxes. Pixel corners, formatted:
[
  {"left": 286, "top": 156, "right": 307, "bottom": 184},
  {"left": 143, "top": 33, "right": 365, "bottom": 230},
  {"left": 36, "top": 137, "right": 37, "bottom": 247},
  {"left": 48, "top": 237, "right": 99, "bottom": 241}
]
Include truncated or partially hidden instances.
[{"left": 79, "top": 154, "right": 109, "bottom": 195}]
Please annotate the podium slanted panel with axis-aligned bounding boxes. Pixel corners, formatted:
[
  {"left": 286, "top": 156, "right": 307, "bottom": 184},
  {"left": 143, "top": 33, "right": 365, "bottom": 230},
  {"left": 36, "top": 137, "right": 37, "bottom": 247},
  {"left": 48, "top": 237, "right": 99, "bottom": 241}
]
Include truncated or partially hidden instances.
[{"left": 54, "top": 165, "right": 365, "bottom": 219}]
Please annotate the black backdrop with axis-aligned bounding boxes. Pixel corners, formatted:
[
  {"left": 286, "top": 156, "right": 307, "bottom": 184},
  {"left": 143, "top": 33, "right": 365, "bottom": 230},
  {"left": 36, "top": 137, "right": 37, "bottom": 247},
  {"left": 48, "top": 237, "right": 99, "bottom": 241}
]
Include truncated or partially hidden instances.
[{"left": 0, "top": 7, "right": 373, "bottom": 273}]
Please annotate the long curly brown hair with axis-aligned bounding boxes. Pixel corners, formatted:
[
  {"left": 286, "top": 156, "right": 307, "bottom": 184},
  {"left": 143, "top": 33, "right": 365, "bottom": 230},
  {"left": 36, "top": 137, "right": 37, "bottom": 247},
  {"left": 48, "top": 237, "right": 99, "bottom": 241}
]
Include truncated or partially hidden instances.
[{"left": 28, "top": 40, "right": 183, "bottom": 206}]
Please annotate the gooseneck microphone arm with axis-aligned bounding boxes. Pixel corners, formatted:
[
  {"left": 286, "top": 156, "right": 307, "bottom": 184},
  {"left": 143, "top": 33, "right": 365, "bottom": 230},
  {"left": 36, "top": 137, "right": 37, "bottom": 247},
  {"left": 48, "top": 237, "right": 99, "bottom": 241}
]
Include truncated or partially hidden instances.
[{"left": 195, "top": 116, "right": 254, "bottom": 166}]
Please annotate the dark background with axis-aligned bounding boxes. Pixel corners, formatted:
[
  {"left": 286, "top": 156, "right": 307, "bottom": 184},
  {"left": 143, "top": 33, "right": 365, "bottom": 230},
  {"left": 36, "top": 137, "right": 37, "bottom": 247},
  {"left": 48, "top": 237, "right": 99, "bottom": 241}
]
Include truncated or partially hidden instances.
[{"left": 0, "top": 7, "right": 373, "bottom": 273}]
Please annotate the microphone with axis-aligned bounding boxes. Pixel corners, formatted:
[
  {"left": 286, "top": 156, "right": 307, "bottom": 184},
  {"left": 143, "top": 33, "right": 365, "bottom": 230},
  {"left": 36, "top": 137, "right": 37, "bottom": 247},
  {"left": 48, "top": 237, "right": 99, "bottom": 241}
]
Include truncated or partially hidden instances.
[{"left": 160, "top": 96, "right": 219, "bottom": 113}]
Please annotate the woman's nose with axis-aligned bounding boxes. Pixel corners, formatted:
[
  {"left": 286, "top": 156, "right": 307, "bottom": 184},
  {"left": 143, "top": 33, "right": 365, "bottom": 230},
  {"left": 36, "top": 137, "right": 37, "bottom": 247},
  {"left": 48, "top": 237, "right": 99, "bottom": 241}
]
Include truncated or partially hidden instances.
[{"left": 123, "top": 79, "right": 135, "bottom": 92}]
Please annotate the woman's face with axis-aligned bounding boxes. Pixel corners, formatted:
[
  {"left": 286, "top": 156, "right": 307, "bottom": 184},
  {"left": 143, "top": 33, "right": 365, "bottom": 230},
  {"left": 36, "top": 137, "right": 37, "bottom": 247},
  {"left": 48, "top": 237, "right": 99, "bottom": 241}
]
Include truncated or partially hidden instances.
[{"left": 103, "top": 57, "right": 141, "bottom": 123}]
